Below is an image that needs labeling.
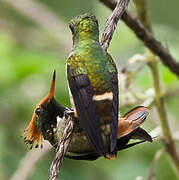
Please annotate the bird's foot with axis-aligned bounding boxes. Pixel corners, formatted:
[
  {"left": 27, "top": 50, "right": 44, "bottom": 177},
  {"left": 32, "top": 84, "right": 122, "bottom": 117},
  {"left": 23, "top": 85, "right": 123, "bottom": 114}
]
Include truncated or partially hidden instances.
[{"left": 64, "top": 107, "right": 74, "bottom": 118}]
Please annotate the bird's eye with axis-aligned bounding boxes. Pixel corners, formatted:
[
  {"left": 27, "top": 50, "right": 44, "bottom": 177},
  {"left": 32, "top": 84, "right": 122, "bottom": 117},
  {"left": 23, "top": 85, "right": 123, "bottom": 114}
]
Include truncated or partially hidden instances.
[{"left": 35, "top": 108, "right": 41, "bottom": 116}]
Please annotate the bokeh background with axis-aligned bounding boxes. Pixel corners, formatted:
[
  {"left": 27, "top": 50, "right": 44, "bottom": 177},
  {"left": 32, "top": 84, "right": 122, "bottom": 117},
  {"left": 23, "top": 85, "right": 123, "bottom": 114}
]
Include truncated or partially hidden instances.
[{"left": 0, "top": 0, "right": 179, "bottom": 179}]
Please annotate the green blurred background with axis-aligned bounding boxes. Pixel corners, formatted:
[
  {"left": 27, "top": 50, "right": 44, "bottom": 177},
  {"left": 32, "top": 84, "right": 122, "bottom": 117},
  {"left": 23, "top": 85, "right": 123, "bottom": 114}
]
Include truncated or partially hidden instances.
[{"left": 0, "top": 0, "right": 178, "bottom": 179}]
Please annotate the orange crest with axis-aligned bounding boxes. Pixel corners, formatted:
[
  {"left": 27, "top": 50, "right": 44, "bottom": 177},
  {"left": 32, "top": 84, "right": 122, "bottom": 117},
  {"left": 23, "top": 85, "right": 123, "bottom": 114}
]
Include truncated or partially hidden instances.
[{"left": 22, "top": 70, "right": 56, "bottom": 149}]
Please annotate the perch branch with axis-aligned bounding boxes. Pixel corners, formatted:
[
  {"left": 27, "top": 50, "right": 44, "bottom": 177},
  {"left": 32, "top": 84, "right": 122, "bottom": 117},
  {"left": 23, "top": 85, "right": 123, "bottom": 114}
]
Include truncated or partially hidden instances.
[
  {"left": 100, "top": 0, "right": 130, "bottom": 51},
  {"left": 49, "top": 115, "right": 74, "bottom": 180},
  {"left": 100, "top": 0, "right": 179, "bottom": 76}
]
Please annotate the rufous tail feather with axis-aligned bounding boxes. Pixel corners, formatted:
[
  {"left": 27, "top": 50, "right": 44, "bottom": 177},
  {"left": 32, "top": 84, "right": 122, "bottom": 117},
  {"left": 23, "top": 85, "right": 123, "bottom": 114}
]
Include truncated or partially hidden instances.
[{"left": 118, "top": 106, "right": 150, "bottom": 138}]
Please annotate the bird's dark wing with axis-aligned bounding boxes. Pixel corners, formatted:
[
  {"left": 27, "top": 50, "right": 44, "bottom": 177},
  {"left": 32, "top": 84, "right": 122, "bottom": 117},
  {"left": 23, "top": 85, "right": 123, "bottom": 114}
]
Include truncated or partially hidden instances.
[
  {"left": 67, "top": 54, "right": 105, "bottom": 156},
  {"left": 131, "top": 127, "right": 153, "bottom": 142},
  {"left": 106, "top": 53, "right": 119, "bottom": 154},
  {"left": 117, "top": 127, "right": 153, "bottom": 151},
  {"left": 65, "top": 151, "right": 99, "bottom": 161}
]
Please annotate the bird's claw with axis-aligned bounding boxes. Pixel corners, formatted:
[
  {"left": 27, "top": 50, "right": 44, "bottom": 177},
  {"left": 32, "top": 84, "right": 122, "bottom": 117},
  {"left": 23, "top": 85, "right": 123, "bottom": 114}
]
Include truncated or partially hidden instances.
[{"left": 64, "top": 107, "right": 74, "bottom": 118}]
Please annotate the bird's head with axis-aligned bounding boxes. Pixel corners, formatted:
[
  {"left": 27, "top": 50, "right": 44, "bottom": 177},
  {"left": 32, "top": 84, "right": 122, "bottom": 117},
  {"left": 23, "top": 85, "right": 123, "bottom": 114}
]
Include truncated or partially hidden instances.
[
  {"left": 22, "top": 71, "right": 65, "bottom": 149},
  {"left": 69, "top": 13, "right": 99, "bottom": 42}
]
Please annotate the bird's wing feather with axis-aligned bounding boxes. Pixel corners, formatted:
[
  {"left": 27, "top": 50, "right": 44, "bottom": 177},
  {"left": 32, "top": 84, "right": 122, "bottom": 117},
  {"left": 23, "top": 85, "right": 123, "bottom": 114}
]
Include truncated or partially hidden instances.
[
  {"left": 131, "top": 127, "right": 153, "bottom": 142},
  {"left": 106, "top": 53, "right": 119, "bottom": 154},
  {"left": 67, "top": 54, "right": 105, "bottom": 156}
]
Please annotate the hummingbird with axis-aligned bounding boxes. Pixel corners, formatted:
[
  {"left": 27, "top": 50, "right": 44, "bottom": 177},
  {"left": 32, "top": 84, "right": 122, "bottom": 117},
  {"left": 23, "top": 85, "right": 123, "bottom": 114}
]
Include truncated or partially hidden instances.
[
  {"left": 22, "top": 71, "right": 152, "bottom": 160},
  {"left": 67, "top": 13, "right": 119, "bottom": 159},
  {"left": 22, "top": 71, "right": 66, "bottom": 149}
]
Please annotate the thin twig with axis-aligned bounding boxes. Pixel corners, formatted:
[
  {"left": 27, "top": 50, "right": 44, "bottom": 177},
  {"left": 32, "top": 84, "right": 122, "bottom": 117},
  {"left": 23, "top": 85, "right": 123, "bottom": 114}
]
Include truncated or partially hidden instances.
[
  {"left": 100, "top": 0, "right": 130, "bottom": 51},
  {"left": 147, "top": 149, "right": 163, "bottom": 180},
  {"left": 100, "top": 0, "right": 179, "bottom": 76},
  {"left": 0, "top": 0, "right": 71, "bottom": 52},
  {"left": 10, "top": 141, "right": 51, "bottom": 180},
  {"left": 49, "top": 116, "right": 74, "bottom": 180},
  {"left": 133, "top": 0, "right": 179, "bottom": 177}
]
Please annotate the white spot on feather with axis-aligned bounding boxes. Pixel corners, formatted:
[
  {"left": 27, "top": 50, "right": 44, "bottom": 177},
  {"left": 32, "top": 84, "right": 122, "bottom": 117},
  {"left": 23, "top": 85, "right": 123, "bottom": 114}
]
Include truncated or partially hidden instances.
[{"left": 93, "top": 92, "right": 113, "bottom": 101}]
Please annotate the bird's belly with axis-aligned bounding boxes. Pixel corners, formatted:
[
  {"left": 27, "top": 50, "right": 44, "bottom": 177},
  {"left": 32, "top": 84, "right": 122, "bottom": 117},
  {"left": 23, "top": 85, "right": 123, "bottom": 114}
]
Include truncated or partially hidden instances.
[
  {"left": 68, "top": 132, "right": 93, "bottom": 153},
  {"left": 56, "top": 116, "right": 93, "bottom": 153}
]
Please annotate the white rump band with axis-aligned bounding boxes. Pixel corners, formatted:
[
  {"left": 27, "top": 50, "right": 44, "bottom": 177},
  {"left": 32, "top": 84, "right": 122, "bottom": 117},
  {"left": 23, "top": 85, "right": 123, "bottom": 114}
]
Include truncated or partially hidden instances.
[{"left": 93, "top": 92, "right": 113, "bottom": 101}]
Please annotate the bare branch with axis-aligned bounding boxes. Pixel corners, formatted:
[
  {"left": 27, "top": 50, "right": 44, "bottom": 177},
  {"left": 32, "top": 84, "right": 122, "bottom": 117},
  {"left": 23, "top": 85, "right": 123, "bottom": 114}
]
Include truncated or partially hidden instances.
[
  {"left": 10, "top": 142, "right": 51, "bottom": 180},
  {"left": 0, "top": 0, "right": 71, "bottom": 52},
  {"left": 100, "top": 0, "right": 179, "bottom": 76},
  {"left": 133, "top": 0, "right": 179, "bottom": 177},
  {"left": 100, "top": 0, "right": 130, "bottom": 51},
  {"left": 147, "top": 149, "right": 163, "bottom": 180},
  {"left": 49, "top": 116, "right": 74, "bottom": 180}
]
